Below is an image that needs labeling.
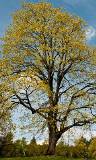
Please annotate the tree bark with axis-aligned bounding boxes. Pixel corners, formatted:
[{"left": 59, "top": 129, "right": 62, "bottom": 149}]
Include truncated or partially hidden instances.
[{"left": 47, "top": 132, "right": 58, "bottom": 155}]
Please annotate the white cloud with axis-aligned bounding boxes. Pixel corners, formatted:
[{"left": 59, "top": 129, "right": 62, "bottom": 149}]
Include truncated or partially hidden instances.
[{"left": 86, "top": 26, "right": 96, "bottom": 41}]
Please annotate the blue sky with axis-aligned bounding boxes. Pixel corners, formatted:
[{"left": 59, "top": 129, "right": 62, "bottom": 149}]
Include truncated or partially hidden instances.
[{"left": 0, "top": 0, "right": 96, "bottom": 45}]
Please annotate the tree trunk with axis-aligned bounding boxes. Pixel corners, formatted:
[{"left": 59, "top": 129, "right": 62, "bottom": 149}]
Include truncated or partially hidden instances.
[
  {"left": 47, "top": 134, "right": 57, "bottom": 155},
  {"left": 46, "top": 109, "right": 60, "bottom": 155}
]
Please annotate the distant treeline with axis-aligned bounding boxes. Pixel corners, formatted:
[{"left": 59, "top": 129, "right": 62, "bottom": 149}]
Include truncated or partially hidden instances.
[{"left": 0, "top": 132, "right": 96, "bottom": 158}]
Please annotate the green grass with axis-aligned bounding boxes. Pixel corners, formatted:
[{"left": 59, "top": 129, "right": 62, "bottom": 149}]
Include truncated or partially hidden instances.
[{"left": 0, "top": 157, "right": 83, "bottom": 160}]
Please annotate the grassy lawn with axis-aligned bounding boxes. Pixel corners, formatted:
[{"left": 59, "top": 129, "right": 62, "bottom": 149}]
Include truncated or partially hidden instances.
[{"left": 0, "top": 157, "right": 83, "bottom": 160}]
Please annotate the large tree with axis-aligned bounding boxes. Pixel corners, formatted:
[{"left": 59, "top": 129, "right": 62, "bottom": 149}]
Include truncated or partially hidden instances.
[{"left": 0, "top": 2, "right": 96, "bottom": 155}]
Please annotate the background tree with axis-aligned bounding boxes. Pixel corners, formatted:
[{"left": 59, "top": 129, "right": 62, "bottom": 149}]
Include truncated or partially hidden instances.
[
  {"left": 13, "top": 138, "right": 27, "bottom": 157},
  {"left": 0, "top": 132, "right": 14, "bottom": 157},
  {"left": 26, "top": 137, "right": 39, "bottom": 156},
  {"left": 74, "top": 136, "right": 88, "bottom": 158},
  {"left": 88, "top": 137, "right": 96, "bottom": 158},
  {"left": 0, "top": 2, "right": 96, "bottom": 155},
  {"left": 56, "top": 141, "right": 68, "bottom": 157}
]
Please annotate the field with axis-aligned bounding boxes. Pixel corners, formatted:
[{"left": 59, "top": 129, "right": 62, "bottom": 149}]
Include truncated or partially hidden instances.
[{"left": 0, "top": 157, "right": 84, "bottom": 160}]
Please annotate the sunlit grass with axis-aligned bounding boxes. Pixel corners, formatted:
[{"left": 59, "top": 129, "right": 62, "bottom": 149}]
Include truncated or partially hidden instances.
[{"left": 0, "top": 156, "right": 84, "bottom": 160}]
